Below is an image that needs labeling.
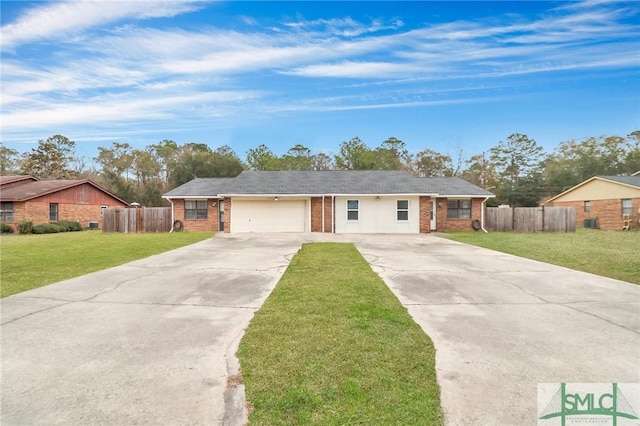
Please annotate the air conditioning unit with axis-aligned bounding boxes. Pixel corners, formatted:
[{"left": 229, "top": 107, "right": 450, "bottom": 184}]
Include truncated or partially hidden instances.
[
  {"left": 583, "top": 218, "right": 598, "bottom": 229},
  {"left": 88, "top": 221, "right": 99, "bottom": 230}
]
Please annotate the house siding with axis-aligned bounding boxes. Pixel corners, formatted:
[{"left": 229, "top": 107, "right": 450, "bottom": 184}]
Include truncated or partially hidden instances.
[
  {"left": 224, "top": 197, "right": 231, "bottom": 233},
  {"left": 419, "top": 196, "right": 432, "bottom": 233},
  {"left": 310, "top": 196, "right": 334, "bottom": 233},
  {"left": 173, "top": 199, "right": 220, "bottom": 232},
  {"left": 551, "top": 198, "right": 640, "bottom": 230},
  {"left": 334, "top": 196, "right": 420, "bottom": 234},
  {"left": 2, "top": 184, "right": 126, "bottom": 228},
  {"left": 436, "top": 197, "right": 485, "bottom": 232}
]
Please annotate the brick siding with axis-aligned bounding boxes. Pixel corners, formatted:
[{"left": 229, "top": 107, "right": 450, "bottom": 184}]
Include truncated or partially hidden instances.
[
  {"left": 419, "top": 196, "right": 432, "bottom": 233},
  {"left": 310, "top": 196, "right": 334, "bottom": 232},
  {"left": 4, "top": 187, "right": 126, "bottom": 229},
  {"left": 224, "top": 197, "right": 231, "bottom": 233},
  {"left": 551, "top": 197, "right": 640, "bottom": 230},
  {"left": 172, "top": 199, "right": 220, "bottom": 232},
  {"left": 436, "top": 197, "right": 486, "bottom": 232}
]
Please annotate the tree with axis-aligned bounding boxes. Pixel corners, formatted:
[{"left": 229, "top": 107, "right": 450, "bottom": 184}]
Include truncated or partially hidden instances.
[
  {"left": 334, "top": 137, "right": 375, "bottom": 170},
  {"left": 461, "top": 152, "right": 498, "bottom": 188},
  {"left": 170, "top": 144, "right": 243, "bottom": 187},
  {"left": 626, "top": 131, "right": 640, "bottom": 173},
  {"left": 374, "top": 137, "right": 411, "bottom": 170},
  {"left": 312, "top": 152, "right": 334, "bottom": 170},
  {"left": 214, "top": 145, "right": 244, "bottom": 166},
  {"left": 489, "top": 133, "right": 544, "bottom": 205},
  {"left": 20, "top": 135, "right": 77, "bottom": 179},
  {"left": 281, "top": 144, "right": 313, "bottom": 170},
  {"left": 412, "top": 149, "right": 453, "bottom": 177},
  {"left": 149, "top": 139, "right": 178, "bottom": 184},
  {"left": 0, "top": 146, "right": 20, "bottom": 175},
  {"left": 246, "top": 144, "right": 281, "bottom": 171},
  {"left": 544, "top": 134, "right": 635, "bottom": 191}
]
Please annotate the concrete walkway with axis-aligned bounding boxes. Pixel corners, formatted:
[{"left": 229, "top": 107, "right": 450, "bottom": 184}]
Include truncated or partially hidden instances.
[
  {"left": 1, "top": 235, "right": 302, "bottom": 426},
  {"left": 353, "top": 235, "right": 640, "bottom": 426}
]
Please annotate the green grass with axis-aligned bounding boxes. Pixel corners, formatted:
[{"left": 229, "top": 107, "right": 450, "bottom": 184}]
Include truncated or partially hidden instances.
[
  {"left": 442, "top": 229, "right": 640, "bottom": 284},
  {"left": 237, "top": 243, "right": 443, "bottom": 426},
  {"left": 0, "top": 231, "right": 212, "bottom": 297}
]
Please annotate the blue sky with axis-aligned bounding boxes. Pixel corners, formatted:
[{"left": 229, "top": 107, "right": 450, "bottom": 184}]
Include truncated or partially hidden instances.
[{"left": 1, "top": 0, "right": 639, "bottom": 162}]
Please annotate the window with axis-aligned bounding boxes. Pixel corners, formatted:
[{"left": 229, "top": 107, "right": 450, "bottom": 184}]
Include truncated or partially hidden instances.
[
  {"left": 0, "top": 202, "right": 14, "bottom": 222},
  {"left": 49, "top": 203, "right": 58, "bottom": 221},
  {"left": 622, "top": 199, "right": 632, "bottom": 216},
  {"left": 584, "top": 201, "right": 591, "bottom": 212},
  {"left": 397, "top": 200, "right": 409, "bottom": 221},
  {"left": 185, "top": 200, "right": 207, "bottom": 220},
  {"left": 347, "top": 200, "right": 359, "bottom": 221},
  {"left": 447, "top": 199, "right": 471, "bottom": 219}
]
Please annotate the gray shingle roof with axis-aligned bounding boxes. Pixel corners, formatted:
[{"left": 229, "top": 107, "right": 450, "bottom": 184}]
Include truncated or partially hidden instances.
[
  {"left": 417, "top": 177, "right": 495, "bottom": 196},
  {"left": 598, "top": 175, "right": 640, "bottom": 188},
  {"left": 225, "top": 170, "right": 430, "bottom": 194},
  {"left": 163, "top": 171, "right": 494, "bottom": 198},
  {"left": 163, "top": 177, "right": 234, "bottom": 197}
]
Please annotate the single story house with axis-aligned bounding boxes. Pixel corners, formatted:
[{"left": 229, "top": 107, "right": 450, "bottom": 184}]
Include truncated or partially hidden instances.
[
  {"left": 545, "top": 172, "right": 640, "bottom": 230},
  {"left": 0, "top": 175, "right": 129, "bottom": 229},
  {"left": 162, "top": 170, "right": 494, "bottom": 234}
]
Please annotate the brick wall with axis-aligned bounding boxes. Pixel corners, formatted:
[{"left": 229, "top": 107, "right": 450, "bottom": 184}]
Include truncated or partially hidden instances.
[
  {"left": 3, "top": 184, "right": 126, "bottom": 228},
  {"left": 172, "top": 199, "right": 219, "bottom": 232},
  {"left": 436, "top": 198, "right": 485, "bottom": 231},
  {"left": 9, "top": 201, "right": 119, "bottom": 228},
  {"left": 224, "top": 197, "right": 231, "bottom": 233},
  {"left": 551, "top": 197, "right": 640, "bottom": 230},
  {"left": 419, "top": 196, "right": 431, "bottom": 233},
  {"left": 310, "top": 196, "right": 334, "bottom": 232}
]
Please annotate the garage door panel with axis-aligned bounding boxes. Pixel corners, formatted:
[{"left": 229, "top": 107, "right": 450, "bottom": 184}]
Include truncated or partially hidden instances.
[{"left": 232, "top": 200, "right": 306, "bottom": 232}]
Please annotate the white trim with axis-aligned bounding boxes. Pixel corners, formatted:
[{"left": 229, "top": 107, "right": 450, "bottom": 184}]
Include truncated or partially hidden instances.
[
  {"left": 346, "top": 199, "right": 359, "bottom": 222},
  {"left": 396, "top": 199, "right": 409, "bottom": 222},
  {"left": 162, "top": 196, "right": 221, "bottom": 200},
  {"left": 219, "top": 192, "right": 437, "bottom": 198},
  {"left": 168, "top": 199, "right": 175, "bottom": 233}
]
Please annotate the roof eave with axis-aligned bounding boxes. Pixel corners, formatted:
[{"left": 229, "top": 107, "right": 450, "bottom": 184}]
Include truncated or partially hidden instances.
[{"left": 162, "top": 195, "right": 222, "bottom": 199}]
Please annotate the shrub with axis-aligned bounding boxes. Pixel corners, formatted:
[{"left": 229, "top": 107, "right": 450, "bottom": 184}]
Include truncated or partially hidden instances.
[
  {"left": 17, "top": 220, "right": 34, "bottom": 234},
  {"left": 32, "top": 223, "right": 65, "bottom": 234},
  {"left": 54, "top": 220, "right": 83, "bottom": 232},
  {"left": 1, "top": 223, "right": 14, "bottom": 234}
]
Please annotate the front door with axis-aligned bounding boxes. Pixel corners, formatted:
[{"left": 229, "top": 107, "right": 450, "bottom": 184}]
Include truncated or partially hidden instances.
[
  {"left": 218, "top": 203, "right": 224, "bottom": 231},
  {"left": 431, "top": 200, "right": 437, "bottom": 230}
]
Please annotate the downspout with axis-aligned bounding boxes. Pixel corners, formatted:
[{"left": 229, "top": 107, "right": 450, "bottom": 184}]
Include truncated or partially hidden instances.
[
  {"left": 168, "top": 199, "right": 175, "bottom": 233},
  {"left": 480, "top": 197, "right": 489, "bottom": 233},
  {"left": 332, "top": 195, "right": 335, "bottom": 233}
]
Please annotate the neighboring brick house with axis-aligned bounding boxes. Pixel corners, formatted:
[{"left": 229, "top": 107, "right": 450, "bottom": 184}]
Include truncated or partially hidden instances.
[
  {"left": 162, "top": 170, "right": 494, "bottom": 234},
  {"left": 545, "top": 172, "right": 640, "bottom": 230},
  {"left": 0, "top": 175, "right": 129, "bottom": 229}
]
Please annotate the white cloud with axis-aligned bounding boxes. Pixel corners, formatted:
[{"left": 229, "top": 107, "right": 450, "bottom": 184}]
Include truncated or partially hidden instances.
[
  {"left": 1, "top": 0, "right": 209, "bottom": 49},
  {"left": 284, "top": 61, "right": 427, "bottom": 79}
]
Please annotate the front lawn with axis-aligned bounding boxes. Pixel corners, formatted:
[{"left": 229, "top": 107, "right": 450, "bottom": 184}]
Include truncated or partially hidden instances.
[
  {"left": 237, "top": 243, "right": 443, "bottom": 425},
  {"left": 442, "top": 229, "right": 639, "bottom": 284},
  {"left": 0, "top": 231, "right": 212, "bottom": 297}
]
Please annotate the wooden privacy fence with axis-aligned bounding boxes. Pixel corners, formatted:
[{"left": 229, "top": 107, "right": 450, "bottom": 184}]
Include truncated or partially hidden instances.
[
  {"left": 102, "top": 207, "right": 172, "bottom": 233},
  {"left": 486, "top": 206, "right": 576, "bottom": 233}
]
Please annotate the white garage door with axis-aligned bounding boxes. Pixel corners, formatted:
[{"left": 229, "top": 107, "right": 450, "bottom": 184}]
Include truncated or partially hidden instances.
[{"left": 231, "top": 199, "right": 307, "bottom": 232}]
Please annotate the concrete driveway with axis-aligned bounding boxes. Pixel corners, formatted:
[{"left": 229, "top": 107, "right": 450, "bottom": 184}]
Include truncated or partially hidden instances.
[
  {"left": 2, "top": 233, "right": 638, "bottom": 426},
  {"left": 353, "top": 235, "right": 640, "bottom": 426},
  {"left": 1, "top": 235, "right": 302, "bottom": 426}
]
